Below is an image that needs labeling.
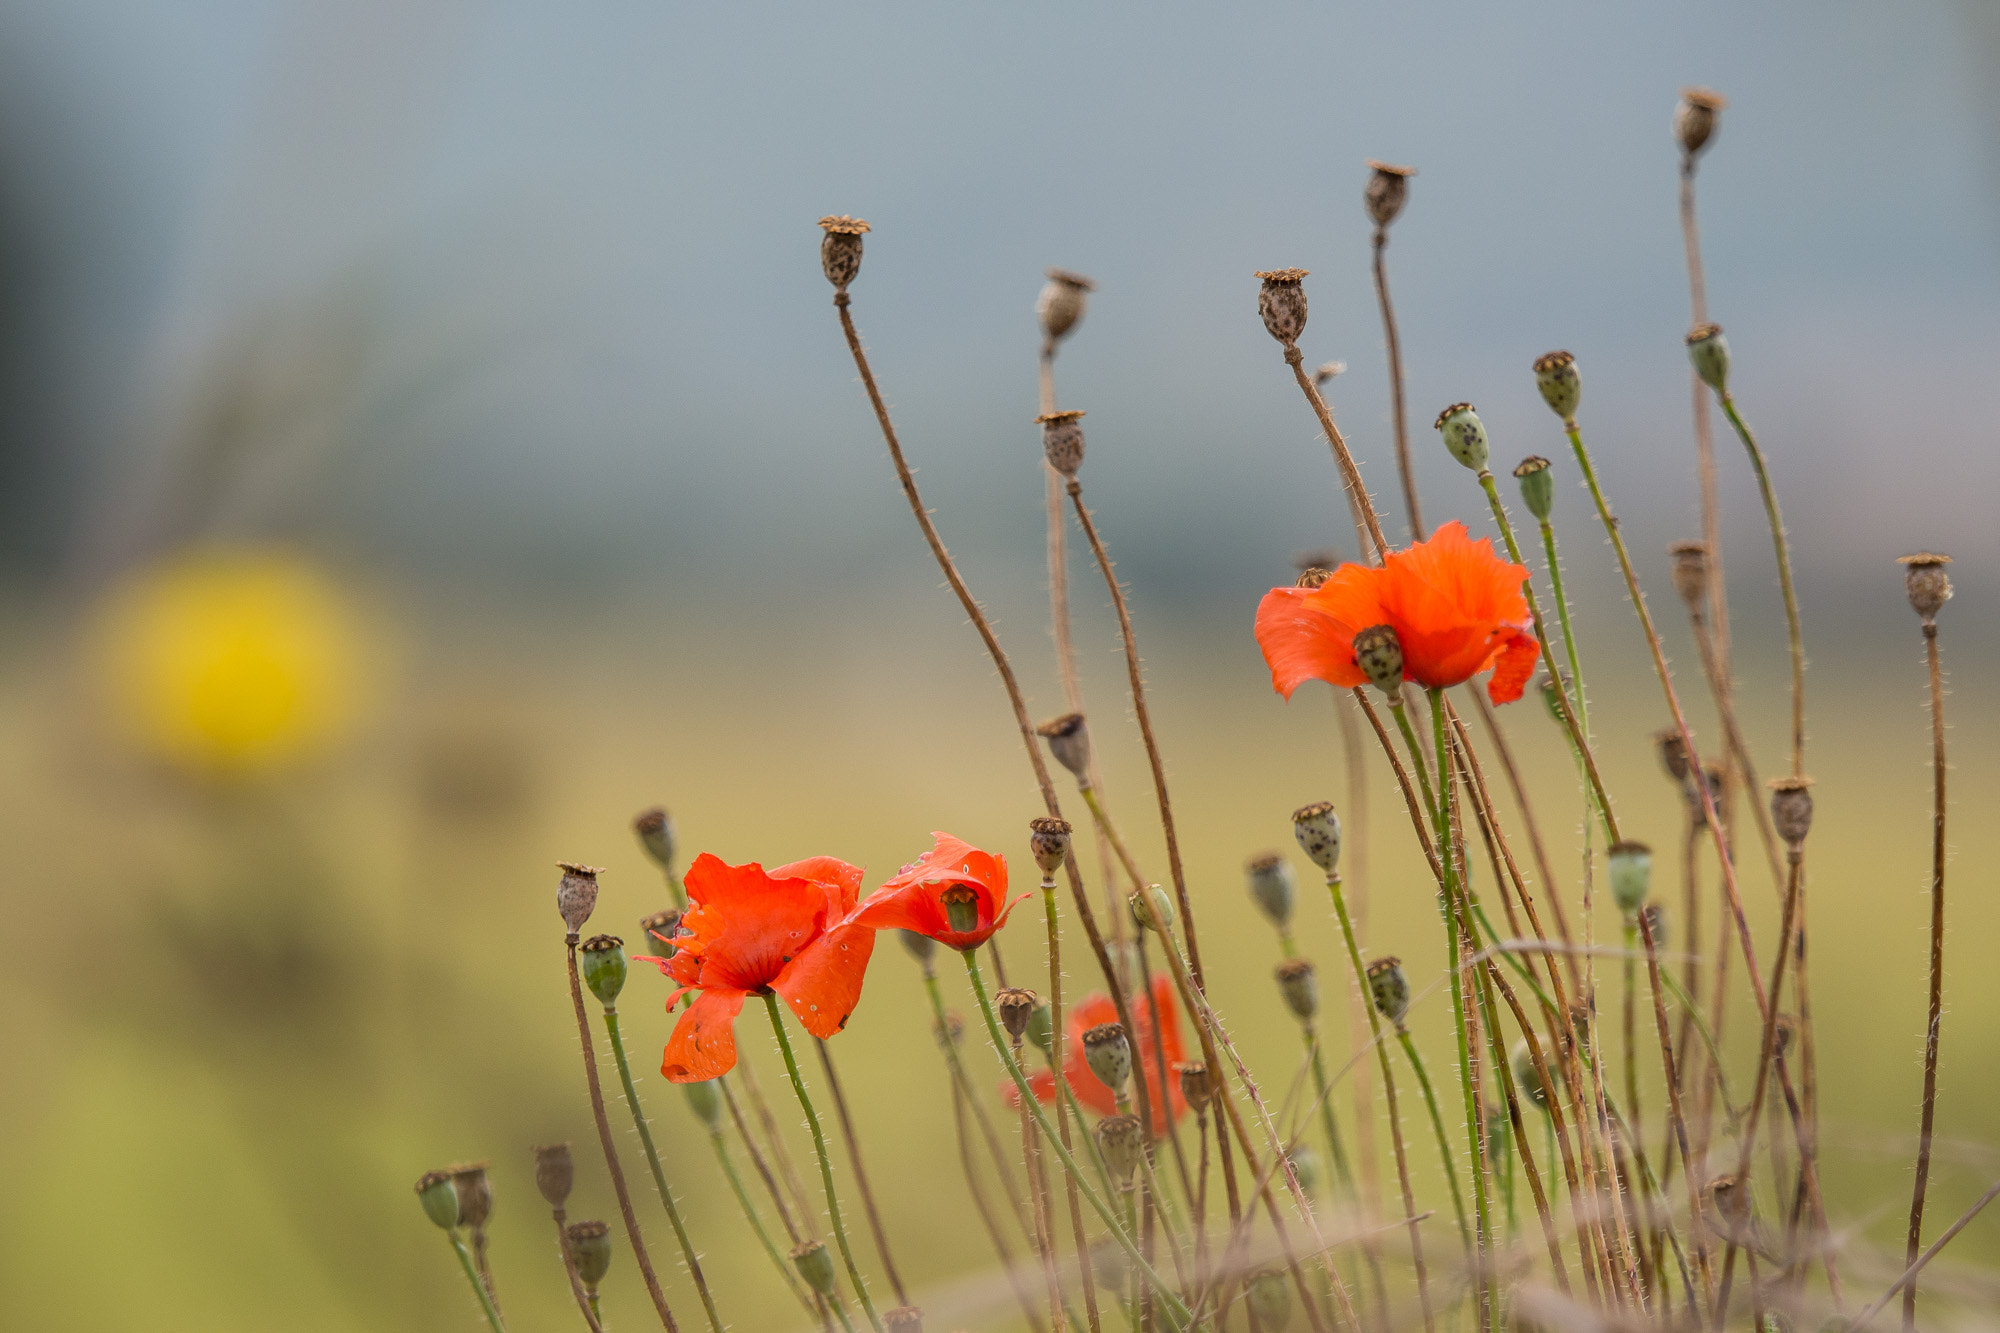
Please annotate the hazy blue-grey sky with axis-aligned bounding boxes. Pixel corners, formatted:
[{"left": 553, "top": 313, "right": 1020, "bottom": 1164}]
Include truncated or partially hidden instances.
[{"left": 3, "top": 1, "right": 1997, "bottom": 630}]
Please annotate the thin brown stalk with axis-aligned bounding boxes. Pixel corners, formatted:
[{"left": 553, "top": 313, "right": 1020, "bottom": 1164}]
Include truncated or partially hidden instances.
[
  {"left": 1036, "top": 877, "right": 1104, "bottom": 1333},
  {"left": 1133, "top": 935, "right": 1198, "bottom": 1206},
  {"left": 1638, "top": 904, "right": 1714, "bottom": 1309},
  {"left": 1862, "top": 1176, "right": 2000, "bottom": 1330},
  {"left": 1470, "top": 686, "right": 1573, "bottom": 979},
  {"left": 552, "top": 1208, "right": 607, "bottom": 1333},
  {"left": 1282, "top": 346, "right": 1390, "bottom": 560},
  {"left": 813, "top": 1039, "right": 909, "bottom": 1305},
  {"left": 737, "top": 1059, "right": 817, "bottom": 1228},
  {"left": 1904, "top": 616, "right": 1949, "bottom": 1331},
  {"left": 1016, "top": 1037, "right": 1070, "bottom": 1333},
  {"left": 1370, "top": 226, "right": 1424, "bottom": 541},
  {"left": 566, "top": 934, "right": 680, "bottom": 1332},
  {"left": 720, "top": 1076, "right": 805, "bottom": 1243},
  {"left": 951, "top": 1069, "right": 1052, "bottom": 1333},
  {"left": 1333, "top": 693, "right": 1383, "bottom": 1249}
]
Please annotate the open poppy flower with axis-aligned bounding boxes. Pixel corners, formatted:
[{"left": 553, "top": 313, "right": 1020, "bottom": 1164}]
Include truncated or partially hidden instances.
[
  {"left": 1255, "top": 520, "right": 1540, "bottom": 705},
  {"left": 635, "top": 853, "right": 877, "bottom": 1083},
  {"left": 851, "top": 832, "right": 1025, "bottom": 951},
  {"left": 1011, "top": 973, "right": 1188, "bottom": 1137}
]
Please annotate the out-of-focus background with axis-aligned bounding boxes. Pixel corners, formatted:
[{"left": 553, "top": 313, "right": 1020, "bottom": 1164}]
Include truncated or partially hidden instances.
[{"left": 3, "top": 2, "right": 1999, "bottom": 1328}]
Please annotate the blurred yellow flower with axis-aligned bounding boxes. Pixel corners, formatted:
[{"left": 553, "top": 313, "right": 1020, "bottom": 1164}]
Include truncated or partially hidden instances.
[{"left": 97, "top": 548, "right": 366, "bottom": 775}]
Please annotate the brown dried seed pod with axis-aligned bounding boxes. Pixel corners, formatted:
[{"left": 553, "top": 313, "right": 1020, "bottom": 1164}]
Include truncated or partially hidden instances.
[
  {"left": 1175, "top": 1061, "right": 1213, "bottom": 1110},
  {"left": 817, "top": 215, "right": 870, "bottom": 290},
  {"left": 883, "top": 1306, "right": 926, "bottom": 1332},
  {"left": 556, "top": 862, "right": 603, "bottom": 932},
  {"left": 1364, "top": 159, "right": 1416, "bottom": 228},
  {"left": 1036, "top": 408, "right": 1086, "bottom": 476},
  {"left": 1768, "top": 775, "right": 1815, "bottom": 848},
  {"left": 1037, "top": 268, "right": 1097, "bottom": 345},
  {"left": 1898, "top": 552, "right": 1952, "bottom": 622},
  {"left": 1295, "top": 566, "right": 1331, "bottom": 589},
  {"left": 448, "top": 1161, "right": 494, "bottom": 1229},
  {"left": 1668, "top": 541, "right": 1709, "bottom": 611},
  {"left": 1035, "top": 712, "right": 1092, "bottom": 780},
  {"left": 996, "top": 987, "right": 1040, "bottom": 1041},
  {"left": 1255, "top": 268, "right": 1309, "bottom": 345},
  {"left": 534, "top": 1143, "right": 574, "bottom": 1208},
  {"left": 1653, "top": 726, "right": 1692, "bottom": 785},
  {"left": 1675, "top": 87, "right": 1727, "bottom": 158}
]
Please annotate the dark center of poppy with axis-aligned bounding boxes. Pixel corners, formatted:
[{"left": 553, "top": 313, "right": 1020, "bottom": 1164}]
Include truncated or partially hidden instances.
[{"left": 939, "top": 884, "right": 981, "bottom": 934}]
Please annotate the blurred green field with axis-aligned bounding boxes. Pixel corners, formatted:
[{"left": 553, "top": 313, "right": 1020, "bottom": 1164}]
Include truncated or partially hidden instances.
[{"left": 2, "top": 578, "right": 1996, "bottom": 1330}]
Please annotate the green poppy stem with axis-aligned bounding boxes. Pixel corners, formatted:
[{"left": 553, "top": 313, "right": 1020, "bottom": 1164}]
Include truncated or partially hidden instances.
[
  {"left": 1395, "top": 1027, "right": 1471, "bottom": 1251},
  {"left": 448, "top": 1228, "right": 509, "bottom": 1333},
  {"left": 705, "top": 1120, "right": 815, "bottom": 1313}
]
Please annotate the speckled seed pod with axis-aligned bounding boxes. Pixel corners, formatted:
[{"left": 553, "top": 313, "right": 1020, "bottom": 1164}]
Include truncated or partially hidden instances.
[
  {"left": 415, "top": 1170, "right": 460, "bottom": 1229},
  {"left": 569, "top": 1221, "right": 613, "bottom": 1287},
  {"left": 1674, "top": 87, "right": 1727, "bottom": 158},
  {"left": 884, "top": 1306, "right": 926, "bottom": 1332},
  {"left": 1291, "top": 802, "right": 1343, "bottom": 875},
  {"left": 1898, "top": 553, "right": 1953, "bottom": 622},
  {"left": 1686, "top": 323, "right": 1730, "bottom": 392},
  {"left": 1037, "top": 409, "right": 1086, "bottom": 476},
  {"left": 997, "top": 987, "right": 1040, "bottom": 1042},
  {"left": 556, "top": 862, "right": 602, "bottom": 932},
  {"left": 1353, "top": 624, "right": 1406, "bottom": 694},
  {"left": 1096, "top": 1114, "right": 1146, "bottom": 1188},
  {"left": 1434, "top": 402, "right": 1490, "bottom": 471},
  {"left": 449, "top": 1161, "right": 493, "bottom": 1229},
  {"left": 1255, "top": 269, "right": 1309, "bottom": 345},
  {"left": 1607, "top": 842, "right": 1653, "bottom": 916},
  {"left": 1512, "top": 1042, "right": 1550, "bottom": 1112},
  {"left": 1082, "top": 1022, "right": 1133, "bottom": 1094},
  {"left": 1367, "top": 956, "right": 1410, "bottom": 1027},
  {"left": 581, "top": 935, "right": 628, "bottom": 1005},
  {"left": 1128, "top": 885, "right": 1174, "bottom": 933},
  {"left": 682, "top": 1078, "right": 722, "bottom": 1127},
  {"left": 1029, "top": 816, "right": 1072, "bottom": 875},
  {"left": 1768, "top": 776, "right": 1815, "bottom": 848},
  {"left": 1175, "top": 1061, "right": 1213, "bottom": 1111},
  {"left": 639, "top": 908, "right": 682, "bottom": 957},
  {"left": 1514, "top": 456, "right": 1555, "bottom": 522},
  {"left": 1247, "top": 1269, "right": 1296, "bottom": 1332},
  {"left": 1654, "top": 726, "right": 1692, "bottom": 785},
  {"left": 1533, "top": 349, "right": 1581, "bottom": 421},
  {"left": 1244, "top": 852, "right": 1296, "bottom": 928},
  {"left": 534, "top": 1143, "right": 574, "bottom": 1208},
  {"left": 1036, "top": 712, "right": 1093, "bottom": 780},
  {"left": 1640, "top": 902, "right": 1668, "bottom": 951},
  {"left": 1038, "top": 268, "right": 1097, "bottom": 345},
  {"left": 1295, "top": 566, "right": 1331, "bottom": 589},
  {"left": 817, "top": 215, "right": 870, "bottom": 290},
  {"left": 791, "top": 1239, "right": 836, "bottom": 1295},
  {"left": 1668, "top": 541, "right": 1710, "bottom": 611},
  {"left": 1275, "top": 957, "right": 1319, "bottom": 1023},
  {"left": 633, "top": 806, "right": 676, "bottom": 872},
  {"left": 1364, "top": 159, "right": 1417, "bottom": 228}
]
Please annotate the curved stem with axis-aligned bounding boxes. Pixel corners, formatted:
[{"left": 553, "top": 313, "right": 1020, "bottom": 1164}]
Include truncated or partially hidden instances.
[
  {"left": 1371, "top": 227, "right": 1424, "bottom": 542},
  {"left": 762, "top": 993, "right": 886, "bottom": 1333},
  {"left": 1395, "top": 1029, "right": 1471, "bottom": 1251},
  {"left": 1716, "top": 393, "right": 1805, "bottom": 777},
  {"left": 706, "top": 1128, "right": 816, "bottom": 1314},
  {"left": 813, "top": 1038, "right": 909, "bottom": 1305},
  {"left": 449, "top": 1229, "right": 510, "bottom": 1333},
  {"left": 603, "top": 1009, "right": 726, "bottom": 1333},
  {"left": 1904, "top": 619, "right": 1949, "bottom": 1330}
]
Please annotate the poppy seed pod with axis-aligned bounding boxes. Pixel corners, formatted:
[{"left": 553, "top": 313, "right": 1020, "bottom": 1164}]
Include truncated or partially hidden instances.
[
  {"left": 633, "top": 806, "right": 676, "bottom": 873},
  {"left": 1036, "top": 712, "right": 1093, "bottom": 782},
  {"left": 1641, "top": 902, "right": 1668, "bottom": 951},
  {"left": 1287, "top": 1145, "right": 1321, "bottom": 1199},
  {"left": 1533, "top": 350, "right": 1581, "bottom": 421},
  {"left": 415, "top": 1169, "right": 459, "bottom": 1230},
  {"left": 1037, "top": 409, "right": 1086, "bottom": 476},
  {"left": 1514, "top": 456, "right": 1555, "bottom": 522},
  {"left": 1364, "top": 159, "right": 1416, "bottom": 228},
  {"left": 1898, "top": 553, "right": 1953, "bottom": 622},
  {"left": 448, "top": 1161, "right": 493, "bottom": 1229},
  {"left": 1024, "top": 999, "right": 1054, "bottom": 1055},
  {"left": 1295, "top": 566, "right": 1332, "bottom": 589},
  {"left": 1675, "top": 87, "right": 1727, "bottom": 158},
  {"left": 1607, "top": 842, "right": 1653, "bottom": 916},
  {"left": 791, "top": 1239, "right": 837, "bottom": 1296},
  {"left": 1434, "top": 402, "right": 1490, "bottom": 471},
  {"left": 1028, "top": 817, "right": 1072, "bottom": 875},
  {"left": 1667, "top": 541, "right": 1710, "bottom": 611},
  {"left": 1244, "top": 851, "right": 1296, "bottom": 928},
  {"left": 1512, "top": 1042, "right": 1550, "bottom": 1112},
  {"left": 939, "top": 884, "right": 980, "bottom": 935},
  {"left": 1352, "top": 624, "right": 1406, "bottom": 695},
  {"left": 1275, "top": 957, "right": 1319, "bottom": 1023},
  {"left": 581, "top": 935, "right": 628, "bottom": 1005},
  {"left": 1291, "top": 801, "right": 1343, "bottom": 875},
  {"left": 1705, "top": 1173, "right": 1752, "bottom": 1243},
  {"left": 1314, "top": 361, "right": 1345, "bottom": 388},
  {"left": 1686, "top": 323, "right": 1730, "bottom": 392},
  {"left": 997, "top": 986, "right": 1040, "bottom": 1042},
  {"left": 1176, "top": 1061, "right": 1213, "bottom": 1111},
  {"left": 935, "top": 1010, "right": 965, "bottom": 1049},
  {"left": 1247, "top": 1269, "right": 1296, "bottom": 1332},
  {"left": 1768, "top": 776, "right": 1815, "bottom": 849},
  {"left": 639, "top": 908, "right": 682, "bottom": 957},
  {"left": 1255, "top": 269, "right": 1309, "bottom": 346},
  {"left": 898, "top": 928, "right": 940, "bottom": 969},
  {"left": 682, "top": 1078, "right": 722, "bottom": 1128},
  {"left": 1082, "top": 1022, "right": 1133, "bottom": 1094},
  {"left": 884, "top": 1306, "right": 926, "bottom": 1332},
  {"left": 556, "top": 862, "right": 602, "bottom": 932},
  {"left": 1096, "top": 1113, "right": 1146, "bottom": 1187},
  {"left": 1690, "top": 764, "right": 1725, "bottom": 826},
  {"left": 1539, "top": 675, "right": 1571, "bottom": 728},
  {"left": 1654, "top": 726, "right": 1693, "bottom": 785},
  {"left": 1367, "top": 955, "right": 1411, "bottom": 1027},
  {"left": 1129, "top": 884, "right": 1175, "bottom": 934},
  {"left": 534, "top": 1143, "right": 574, "bottom": 1208},
  {"left": 1090, "top": 1237, "right": 1132, "bottom": 1290},
  {"left": 1038, "top": 268, "right": 1096, "bottom": 345},
  {"left": 817, "top": 215, "right": 869, "bottom": 290},
  {"left": 568, "top": 1221, "right": 613, "bottom": 1287}
]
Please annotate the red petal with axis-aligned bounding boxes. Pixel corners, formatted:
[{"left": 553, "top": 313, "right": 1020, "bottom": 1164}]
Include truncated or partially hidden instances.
[
  {"left": 1486, "top": 630, "right": 1542, "bottom": 705},
  {"left": 1255, "top": 587, "right": 1368, "bottom": 698},
  {"left": 772, "top": 920, "right": 877, "bottom": 1039},
  {"left": 662, "top": 986, "right": 747, "bottom": 1083}
]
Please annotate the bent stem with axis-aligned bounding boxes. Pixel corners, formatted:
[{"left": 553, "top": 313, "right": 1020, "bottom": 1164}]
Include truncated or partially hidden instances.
[
  {"left": 762, "top": 993, "right": 886, "bottom": 1333},
  {"left": 448, "top": 1228, "right": 510, "bottom": 1333},
  {"left": 603, "top": 1009, "right": 726, "bottom": 1333},
  {"left": 1714, "top": 393, "right": 1804, "bottom": 778}
]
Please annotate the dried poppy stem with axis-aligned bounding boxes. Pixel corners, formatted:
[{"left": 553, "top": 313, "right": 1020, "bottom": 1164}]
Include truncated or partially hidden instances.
[
  {"left": 1371, "top": 223, "right": 1424, "bottom": 541},
  {"left": 446, "top": 1222, "right": 510, "bottom": 1332},
  {"left": 700, "top": 1108, "right": 816, "bottom": 1316},
  {"left": 1903, "top": 567, "right": 1951, "bottom": 1332},
  {"left": 1331, "top": 696, "right": 1384, "bottom": 1238},
  {"left": 1279, "top": 344, "right": 1390, "bottom": 560},
  {"left": 720, "top": 1075, "right": 806, "bottom": 1243},
  {"left": 1132, "top": 934, "right": 1197, "bottom": 1208},
  {"left": 1037, "top": 865, "right": 1108, "bottom": 1333},
  {"left": 1713, "top": 392, "right": 1806, "bottom": 777},
  {"left": 1012, "top": 1026, "right": 1071, "bottom": 1333},
  {"left": 812, "top": 1039, "right": 910, "bottom": 1306},
  {"left": 1858, "top": 1176, "right": 2000, "bottom": 1329},
  {"left": 761, "top": 994, "right": 885, "bottom": 1333},
  {"left": 565, "top": 934, "right": 680, "bottom": 1332},
  {"left": 950, "top": 1072, "right": 1054, "bottom": 1333},
  {"left": 601, "top": 1009, "right": 726, "bottom": 1333},
  {"left": 550, "top": 1209, "right": 606, "bottom": 1333}
]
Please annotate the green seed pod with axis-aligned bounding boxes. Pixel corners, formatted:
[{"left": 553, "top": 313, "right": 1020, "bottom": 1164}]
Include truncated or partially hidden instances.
[
  {"left": 581, "top": 935, "right": 628, "bottom": 1005},
  {"left": 1082, "top": 1022, "right": 1132, "bottom": 1094},
  {"left": 1352, "top": 624, "right": 1405, "bottom": 695},
  {"left": 682, "top": 1078, "right": 722, "bottom": 1128},
  {"left": 1091, "top": 1237, "right": 1132, "bottom": 1290},
  {"left": 1247, "top": 1269, "right": 1296, "bottom": 1331},
  {"left": 534, "top": 1143, "right": 574, "bottom": 1208},
  {"left": 1513, "top": 1042, "right": 1550, "bottom": 1113},
  {"left": 639, "top": 908, "right": 682, "bottom": 957},
  {"left": 1128, "top": 884, "right": 1174, "bottom": 934},
  {"left": 1484, "top": 1102, "right": 1511, "bottom": 1166},
  {"left": 1095, "top": 1113, "right": 1146, "bottom": 1188},
  {"left": 939, "top": 885, "right": 980, "bottom": 935},
  {"left": 1244, "top": 852, "right": 1296, "bottom": 928},
  {"left": 1532, "top": 350, "right": 1581, "bottom": 421},
  {"left": 1024, "top": 999, "right": 1054, "bottom": 1056},
  {"left": 1286, "top": 1145, "right": 1321, "bottom": 1200},
  {"left": 1366, "top": 956, "right": 1410, "bottom": 1027},
  {"left": 415, "top": 1169, "right": 460, "bottom": 1230},
  {"left": 1290, "top": 802, "right": 1343, "bottom": 875},
  {"left": 1255, "top": 269, "right": 1310, "bottom": 346},
  {"left": 791, "top": 1239, "right": 837, "bottom": 1296},
  {"left": 1539, "top": 675, "right": 1571, "bottom": 729},
  {"left": 898, "top": 928, "right": 937, "bottom": 966},
  {"left": 1275, "top": 958, "right": 1319, "bottom": 1023},
  {"left": 1514, "top": 456, "right": 1555, "bottom": 523},
  {"left": 997, "top": 987, "right": 1040, "bottom": 1042},
  {"left": 1606, "top": 842, "right": 1653, "bottom": 916},
  {"left": 817, "top": 215, "right": 869, "bottom": 291},
  {"left": 1686, "top": 323, "right": 1730, "bottom": 392},
  {"left": 569, "top": 1220, "right": 614, "bottom": 1288},
  {"left": 633, "top": 806, "right": 677, "bottom": 874},
  {"left": 1434, "top": 402, "right": 1489, "bottom": 471}
]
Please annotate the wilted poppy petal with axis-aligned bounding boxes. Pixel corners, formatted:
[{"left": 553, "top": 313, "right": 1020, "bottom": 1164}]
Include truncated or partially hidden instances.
[
  {"left": 771, "top": 855, "right": 868, "bottom": 917},
  {"left": 772, "top": 919, "right": 877, "bottom": 1039},
  {"left": 1486, "top": 631, "right": 1541, "bottom": 705},
  {"left": 1255, "top": 587, "right": 1369, "bottom": 697},
  {"left": 663, "top": 985, "right": 747, "bottom": 1083}
]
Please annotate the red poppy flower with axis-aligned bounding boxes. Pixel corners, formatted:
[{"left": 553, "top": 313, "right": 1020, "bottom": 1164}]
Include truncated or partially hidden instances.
[
  {"left": 1255, "top": 520, "right": 1540, "bottom": 705},
  {"left": 851, "top": 832, "right": 1026, "bottom": 951},
  {"left": 635, "top": 852, "right": 877, "bottom": 1083},
  {"left": 1011, "top": 973, "right": 1188, "bottom": 1137}
]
